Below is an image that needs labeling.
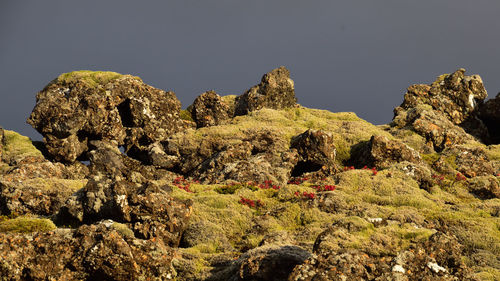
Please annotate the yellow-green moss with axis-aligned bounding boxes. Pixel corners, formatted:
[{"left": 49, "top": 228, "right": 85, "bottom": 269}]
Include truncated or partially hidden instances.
[
  {"left": 179, "top": 109, "right": 194, "bottom": 122},
  {"left": 1, "top": 130, "right": 43, "bottom": 162},
  {"left": 0, "top": 216, "right": 56, "bottom": 233},
  {"left": 57, "top": 70, "right": 141, "bottom": 88},
  {"left": 111, "top": 222, "right": 134, "bottom": 239}
]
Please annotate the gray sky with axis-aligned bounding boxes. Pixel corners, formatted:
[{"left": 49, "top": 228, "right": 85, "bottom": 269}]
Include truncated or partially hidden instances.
[{"left": 1, "top": 0, "right": 499, "bottom": 140}]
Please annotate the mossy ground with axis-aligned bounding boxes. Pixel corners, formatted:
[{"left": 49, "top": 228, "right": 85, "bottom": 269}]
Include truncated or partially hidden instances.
[
  {"left": 1, "top": 129, "right": 43, "bottom": 163},
  {"left": 0, "top": 216, "right": 56, "bottom": 233},
  {"left": 164, "top": 163, "right": 500, "bottom": 279}
]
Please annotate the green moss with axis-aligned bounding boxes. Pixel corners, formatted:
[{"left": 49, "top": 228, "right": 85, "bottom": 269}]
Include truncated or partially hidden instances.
[
  {"left": 56, "top": 70, "right": 141, "bottom": 88},
  {"left": 421, "top": 153, "right": 440, "bottom": 165},
  {"left": 111, "top": 222, "right": 134, "bottom": 238},
  {"left": 2, "top": 130, "right": 43, "bottom": 162},
  {"left": 0, "top": 216, "right": 56, "bottom": 233},
  {"left": 179, "top": 109, "right": 194, "bottom": 122}
]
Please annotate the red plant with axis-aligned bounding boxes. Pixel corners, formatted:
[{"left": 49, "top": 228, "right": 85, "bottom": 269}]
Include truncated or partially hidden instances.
[
  {"left": 172, "top": 176, "right": 193, "bottom": 192},
  {"left": 238, "top": 196, "right": 263, "bottom": 208},
  {"left": 258, "top": 180, "right": 281, "bottom": 190},
  {"left": 371, "top": 167, "right": 378, "bottom": 176},
  {"left": 311, "top": 185, "right": 336, "bottom": 192},
  {"left": 294, "top": 191, "right": 315, "bottom": 199},
  {"left": 455, "top": 173, "right": 467, "bottom": 181},
  {"left": 343, "top": 166, "right": 355, "bottom": 171}
]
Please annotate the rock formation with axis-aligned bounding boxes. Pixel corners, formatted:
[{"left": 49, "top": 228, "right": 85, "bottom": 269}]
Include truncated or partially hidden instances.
[
  {"left": 0, "top": 68, "right": 498, "bottom": 280},
  {"left": 235, "top": 66, "right": 297, "bottom": 115}
]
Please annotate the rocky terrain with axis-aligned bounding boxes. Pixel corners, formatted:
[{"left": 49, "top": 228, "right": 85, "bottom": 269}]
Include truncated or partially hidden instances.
[{"left": 0, "top": 67, "right": 499, "bottom": 280}]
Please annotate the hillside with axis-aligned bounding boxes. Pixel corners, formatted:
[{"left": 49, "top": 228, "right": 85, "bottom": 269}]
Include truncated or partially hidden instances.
[{"left": 0, "top": 67, "right": 499, "bottom": 280}]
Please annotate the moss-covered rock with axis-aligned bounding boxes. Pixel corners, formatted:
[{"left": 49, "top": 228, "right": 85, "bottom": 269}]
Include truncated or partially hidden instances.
[{"left": 0, "top": 216, "right": 56, "bottom": 233}]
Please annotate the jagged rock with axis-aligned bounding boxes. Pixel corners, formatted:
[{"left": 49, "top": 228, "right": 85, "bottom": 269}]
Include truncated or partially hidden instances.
[
  {"left": 189, "top": 90, "right": 230, "bottom": 128},
  {"left": 479, "top": 93, "right": 500, "bottom": 144},
  {"left": 208, "top": 245, "right": 311, "bottom": 281},
  {"left": 162, "top": 128, "right": 297, "bottom": 184},
  {"left": 58, "top": 143, "right": 191, "bottom": 246},
  {"left": 290, "top": 228, "right": 470, "bottom": 281},
  {"left": 351, "top": 135, "right": 422, "bottom": 169},
  {"left": 27, "top": 71, "right": 184, "bottom": 162},
  {"left": 290, "top": 129, "right": 337, "bottom": 176},
  {"left": 395, "top": 162, "right": 434, "bottom": 191},
  {"left": 235, "top": 66, "right": 297, "bottom": 116},
  {"left": 393, "top": 105, "right": 474, "bottom": 152},
  {"left": 0, "top": 223, "right": 176, "bottom": 280},
  {"left": 393, "top": 68, "right": 490, "bottom": 145}
]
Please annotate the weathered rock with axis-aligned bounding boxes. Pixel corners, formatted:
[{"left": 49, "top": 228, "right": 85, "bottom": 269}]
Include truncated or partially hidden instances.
[
  {"left": 27, "top": 71, "right": 184, "bottom": 162},
  {"left": 393, "top": 69, "right": 490, "bottom": 145},
  {"left": 351, "top": 135, "right": 422, "bottom": 169},
  {"left": 479, "top": 93, "right": 500, "bottom": 144},
  {"left": 0, "top": 223, "right": 176, "bottom": 280},
  {"left": 468, "top": 176, "right": 500, "bottom": 199},
  {"left": 432, "top": 146, "right": 495, "bottom": 178},
  {"left": 190, "top": 90, "right": 230, "bottom": 128},
  {"left": 180, "top": 220, "right": 233, "bottom": 251},
  {"left": 290, "top": 228, "right": 470, "bottom": 281},
  {"left": 290, "top": 129, "right": 337, "bottom": 176},
  {"left": 208, "top": 245, "right": 311, "bottom": 281},
  {"left": 235, "top": 66, "right": 297, "bottom": 116},
  {"left": 393, "top": 105, "right": 473, "bottom": 152}
]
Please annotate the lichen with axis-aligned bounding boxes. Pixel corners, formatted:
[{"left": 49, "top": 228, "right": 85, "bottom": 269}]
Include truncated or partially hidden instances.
[{"left": 56, "top": 70, "right": 141, "bottom": 88}]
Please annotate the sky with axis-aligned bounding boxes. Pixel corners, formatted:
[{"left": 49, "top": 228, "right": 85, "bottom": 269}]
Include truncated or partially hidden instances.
[{"left": 1, "top": 0, "right": 499, "bottom": 140}]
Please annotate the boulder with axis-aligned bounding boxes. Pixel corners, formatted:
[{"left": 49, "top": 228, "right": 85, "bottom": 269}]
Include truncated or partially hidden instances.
[
  {"left": 208, "top": 244, "right": 311, "bottom": 281},
  {"left": 27, "top": 71, "right": 184, "bottom": 162},
  {"left": 479, "top": 93, "right": 500, "bottom": 144},
  {"left": 432, "top": 146, "right": 495, "bottom": 178},
  {"left": 393, "top": 69, "right": 490, "bottom": 144},
  {"left": 290, "top": 129, "right": 337, "bottom": 176},
  {"left": 189, "top": 90, "right": 230, "bottom": 128},
  {"left": 234, "top": 66, "right": 297, "bottom": 116},
  {"left": 350, "top": 135, "right": 422, "bottom": 169},
  {"left": 468, "top": 176, "right": 500, "bottom": 199},
  {"left": 0, "top": 223, "right": 176, "bottom": 280}
]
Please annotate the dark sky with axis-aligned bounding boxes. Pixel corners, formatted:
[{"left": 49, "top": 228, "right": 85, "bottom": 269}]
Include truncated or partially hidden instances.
[{"left": 1, "top": 0, "right": 499, "bottom": 140}]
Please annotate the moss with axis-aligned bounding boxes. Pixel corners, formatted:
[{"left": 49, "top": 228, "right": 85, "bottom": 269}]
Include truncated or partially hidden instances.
[
  {"left": 421, "top": 153, "right": 440, "bottom": 166},
  {"left": 2, "top": 130, "right": 43, "bottom": 162},
  {"left": 179, "top": 109, "right": 194, "bottom": 122},
  {"left": 111, "top": 222, "right": 134, "bottom": 239},
  {"left": 21, "top": 178, "right": 87, "bottom": 192},
  {"left": 0, "top": 216, "right": 56, "bottom": 233},
  {"left": 56, "top": 70, "right": 141, "bottom": 88}
]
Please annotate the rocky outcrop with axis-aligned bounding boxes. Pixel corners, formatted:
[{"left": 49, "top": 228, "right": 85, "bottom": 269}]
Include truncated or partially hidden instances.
[
  {"left": 58, "top": 141, "right": 191, "bottom": 246},
  {"left": 289, "top": 227, "right": 470, "bottom": 281},
  {"left": 189, "top": 90, "right": 230, "bottom": 128},
  {"left": 393, "top": 68, "right": 490, "bottom": 147},
  {"left": 479, "top": 93, "right": 500, "bottom": 144},
  {"left": 290, "top": 129, "right": 337, "bottom": 176},
  {"left": 27, "top": 71, "right": 185, "bottom": 162},
  {"left": 0, "top": 127, "right": 4, "bottom": 161},
  {"left": 0, "top": 223, "right": 176, "bottom": 280},
  {"left": 351, "top": 135, "right": 422, "bottom": 169},
  {"left": 235, "top": 66, "right": 297, "bottom": 116}
]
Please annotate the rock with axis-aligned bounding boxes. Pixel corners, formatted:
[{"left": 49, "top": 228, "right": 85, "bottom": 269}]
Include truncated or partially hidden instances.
[
  {"left": 189, "top": 90, "right": 230, "bottom": 128},
  {"left": 180, "top": 220, "right": 233, "bottom": 251},
  {"left": 350, "top": 135, "right": 422, "bottom": 169},
  {"left": 208, "top": 245, "right": 311, "bottom": 281},
  {"left": 234, "top": 66, "right": 297, "bottom": 116},
  {"left": 393, "top": 105, "right": 474, "bottom": 152},
  {"left": 432, "top": 146, "right": 495, "bottom": 178},
  {"left": 393, "top": 69, "right": 490, "bottom": 145},
  {"left": 0, "top": 223, "right": 176, "bottom": 280},
  {"left": 27, "top": 71, "right": 184, "bottom": 162},
  {"left": 479, "top": 93, "right": 500, "bottom": 144},
  {"left": 0, "top": 127, "right": 4, "bottom": 161},
  {"left": 290, "top": 129, "right": 337, "bottom": 177},
  {"left": 290, "top": 228, "right": 470, "bottom": 281},
  {"left": 468, "top": 176, "right": 500, "bottom": 199}
]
